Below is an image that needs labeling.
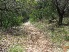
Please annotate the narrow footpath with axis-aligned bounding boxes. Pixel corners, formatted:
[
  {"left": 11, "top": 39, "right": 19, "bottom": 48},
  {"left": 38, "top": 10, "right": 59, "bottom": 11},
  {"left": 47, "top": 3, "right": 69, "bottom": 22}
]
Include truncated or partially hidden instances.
[{"left": 23, "top": 21, "right": 63, "bottom": 52}]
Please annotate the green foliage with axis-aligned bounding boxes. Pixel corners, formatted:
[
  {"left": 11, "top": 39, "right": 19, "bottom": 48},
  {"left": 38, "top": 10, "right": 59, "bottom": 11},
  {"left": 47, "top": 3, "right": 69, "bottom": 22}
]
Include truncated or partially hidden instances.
[
  {"left": 9, "top": 45, "right": 24, "bottom": 52},
  {"left": 0, "top": 0, "right": 69, "bottom": 28},
  {"left": 29, "top": 0, "right": 57, "bottom": 22},
  {"left": 0, "top": 0, "right": 23, "bottom": 28},
  {"left": 50, "top": 26, "right": 69, "bottom": 44},
  {"left": 0, "top": 11, "right": 22, "bottom": 28},
  {"left": 65, "top": 36, "right": 69, "bottom": 41},
  {"left": 30, "top": 9, "right": 41, "bottom": 22}
]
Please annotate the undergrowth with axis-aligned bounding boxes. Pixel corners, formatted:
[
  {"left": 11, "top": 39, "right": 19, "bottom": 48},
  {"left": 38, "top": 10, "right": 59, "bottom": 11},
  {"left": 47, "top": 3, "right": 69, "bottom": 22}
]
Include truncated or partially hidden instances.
[
  {"left": 8, "top": 45, "right": 25, "bottom": 52},
  {"left": 31, "top": 18, "right": 69, "bottom": 45}
]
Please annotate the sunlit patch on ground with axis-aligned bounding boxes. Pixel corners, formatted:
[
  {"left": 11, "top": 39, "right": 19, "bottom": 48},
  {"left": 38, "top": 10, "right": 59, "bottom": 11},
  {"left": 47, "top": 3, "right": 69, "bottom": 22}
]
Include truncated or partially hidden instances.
[{"left": 24, "top": 21, "right": 31, "bottom": 26}]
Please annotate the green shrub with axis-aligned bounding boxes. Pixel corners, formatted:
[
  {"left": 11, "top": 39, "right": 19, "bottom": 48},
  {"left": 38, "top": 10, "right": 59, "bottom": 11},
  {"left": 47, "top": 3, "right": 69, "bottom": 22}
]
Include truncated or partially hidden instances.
[
  {"left": 0, "top": 11, "right": 23, "bottom": 28},
  {"left": 29, "top": 0, "right": 57, "bottom": 22},
  {"left": 9, "top": 45, "right": 24, "bottom": 52},
  {"left": 65, "top": 36, "right": 69, "bottom": 41},
  {"left": 30, "top": 10, "right": 40, "bottom": 22}
]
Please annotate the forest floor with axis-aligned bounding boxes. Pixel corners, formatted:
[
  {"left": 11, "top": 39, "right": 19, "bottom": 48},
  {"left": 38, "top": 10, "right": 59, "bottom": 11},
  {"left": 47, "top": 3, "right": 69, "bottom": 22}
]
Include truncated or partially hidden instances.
[
  {"left": 0, "top": 21, "right": 65, "bottom": 52},
  {"left": 24, "top": 21, "right": 63, "bottom": 52}
]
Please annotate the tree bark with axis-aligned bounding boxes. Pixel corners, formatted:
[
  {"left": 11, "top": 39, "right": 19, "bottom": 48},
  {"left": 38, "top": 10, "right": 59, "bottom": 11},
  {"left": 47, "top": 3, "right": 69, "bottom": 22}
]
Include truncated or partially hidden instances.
[
  {"left": 0, "top": 11, "right": 2, "bottom": 27},
  {"left": 58, "top": 14, "right": 63, "bottom": 25}
]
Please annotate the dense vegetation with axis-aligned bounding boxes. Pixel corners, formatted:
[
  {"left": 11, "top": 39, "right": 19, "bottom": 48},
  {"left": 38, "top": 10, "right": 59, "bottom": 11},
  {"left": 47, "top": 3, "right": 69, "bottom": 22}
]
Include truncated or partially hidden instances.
[
  {"left": 0, "top": 0, "right": 69, "bottom": 28},
  {"left": 0, "top": 0, "right": 69, "bottom": 52}
]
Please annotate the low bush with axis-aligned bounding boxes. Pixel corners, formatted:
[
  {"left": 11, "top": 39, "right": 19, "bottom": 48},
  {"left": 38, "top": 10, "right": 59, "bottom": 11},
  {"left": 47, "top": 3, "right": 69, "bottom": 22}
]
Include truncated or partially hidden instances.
[
  {"left": 9, "top": 45, "right": 24, "bottom": 52},
  {"left": 0, "top": 11, "right": 23, "bottom": 28}
]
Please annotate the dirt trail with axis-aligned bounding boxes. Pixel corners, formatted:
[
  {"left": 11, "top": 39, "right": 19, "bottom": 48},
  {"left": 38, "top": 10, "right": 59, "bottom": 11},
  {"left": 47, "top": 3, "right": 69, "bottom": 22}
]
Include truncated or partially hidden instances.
[
  {"left": 0, "top": 21, "right": 63, "bottom": 52},
  {"left": 23, "top": 21, "right": 61, "bottom": 52}
]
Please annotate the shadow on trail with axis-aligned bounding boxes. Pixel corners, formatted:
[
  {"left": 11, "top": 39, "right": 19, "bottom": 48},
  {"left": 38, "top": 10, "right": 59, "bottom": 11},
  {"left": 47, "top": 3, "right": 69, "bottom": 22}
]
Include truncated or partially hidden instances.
[
  {"left": 62, "top": 23, "right": 69, "bottom": 26},
  {"left": 0, "top": 24, "right": 28, "bottom": 37}
]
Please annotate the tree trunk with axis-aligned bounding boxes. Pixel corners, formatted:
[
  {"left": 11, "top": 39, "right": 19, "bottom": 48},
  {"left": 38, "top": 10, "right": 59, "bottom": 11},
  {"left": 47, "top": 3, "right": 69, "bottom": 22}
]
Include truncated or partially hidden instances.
[
  {"left": 0, "top": 19, "right": 2, "bottom": 27},
  {"left": 58, "top": 14, "right": 63, "bottom": 25},
  {"left": 0, "top": 12, "right": 2, "bottom": 27}
]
